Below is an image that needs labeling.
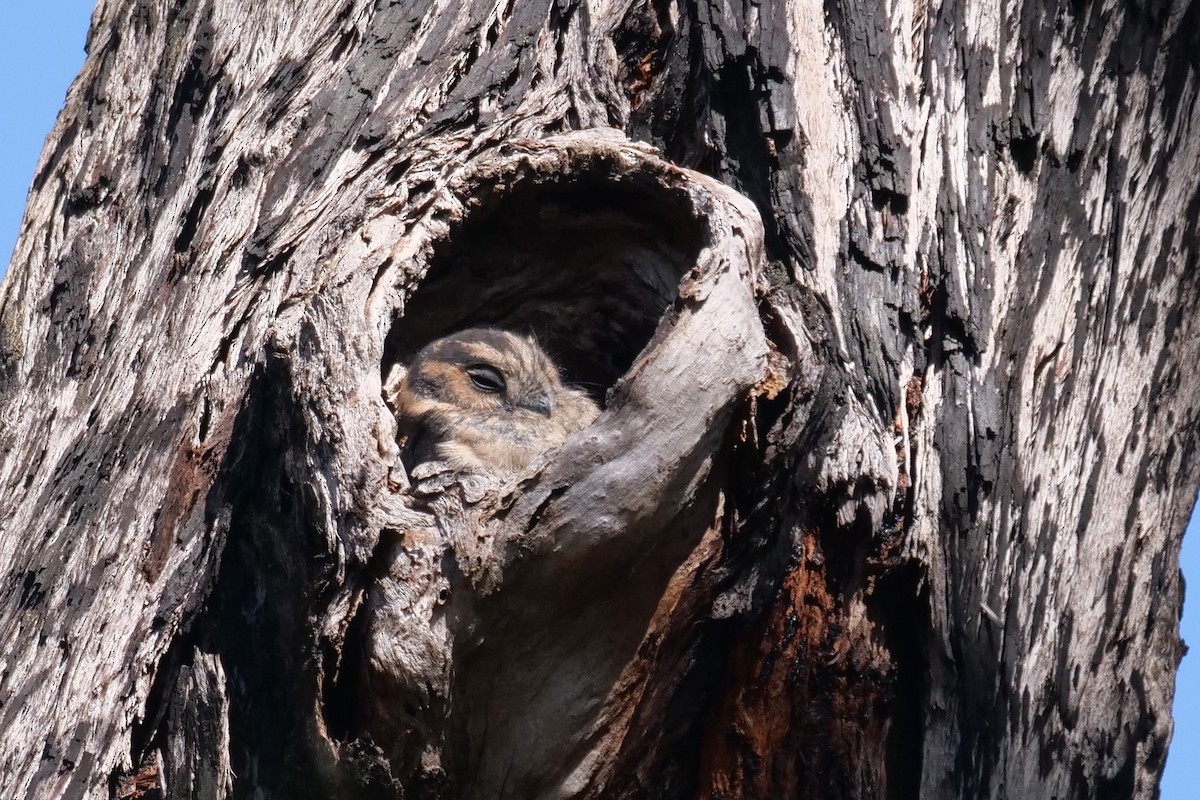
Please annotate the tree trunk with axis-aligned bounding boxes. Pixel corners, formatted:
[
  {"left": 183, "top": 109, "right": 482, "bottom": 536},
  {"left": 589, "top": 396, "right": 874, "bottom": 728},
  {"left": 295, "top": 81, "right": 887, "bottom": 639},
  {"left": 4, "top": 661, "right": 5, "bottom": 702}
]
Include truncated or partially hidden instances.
[{"left": 1, "top": 1, "right": 1197, "bottom": 798}]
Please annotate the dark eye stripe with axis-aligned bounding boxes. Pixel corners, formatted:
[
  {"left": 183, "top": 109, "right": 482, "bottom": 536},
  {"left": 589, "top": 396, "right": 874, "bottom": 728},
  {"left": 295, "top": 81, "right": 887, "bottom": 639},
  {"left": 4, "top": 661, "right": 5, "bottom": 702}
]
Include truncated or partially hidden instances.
[{"left": 465, "top": 364, "right": 506, "bottom": 394}]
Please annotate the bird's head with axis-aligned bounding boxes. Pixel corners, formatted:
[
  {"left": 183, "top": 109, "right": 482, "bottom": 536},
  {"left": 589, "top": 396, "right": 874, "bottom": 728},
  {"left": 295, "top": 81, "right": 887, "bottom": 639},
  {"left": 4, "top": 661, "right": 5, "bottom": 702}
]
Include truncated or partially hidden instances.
[{"left": 399, "top": 328, "right": 562, "bottom": 420}]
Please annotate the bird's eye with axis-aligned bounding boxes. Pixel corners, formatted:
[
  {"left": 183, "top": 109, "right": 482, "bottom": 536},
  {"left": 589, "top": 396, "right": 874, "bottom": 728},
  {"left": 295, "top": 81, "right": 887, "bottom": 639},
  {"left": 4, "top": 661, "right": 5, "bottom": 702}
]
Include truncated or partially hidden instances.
[{"left": 465, "top": 364, "right": 506, "bottom": 394}]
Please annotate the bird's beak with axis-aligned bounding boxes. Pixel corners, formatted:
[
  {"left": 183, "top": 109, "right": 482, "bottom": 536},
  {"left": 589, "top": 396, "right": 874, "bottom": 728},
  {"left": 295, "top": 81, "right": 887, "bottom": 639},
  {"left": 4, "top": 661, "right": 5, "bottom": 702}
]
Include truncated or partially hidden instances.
[{"left": 529, "top": 394, "right": 553, "bottom": 416}]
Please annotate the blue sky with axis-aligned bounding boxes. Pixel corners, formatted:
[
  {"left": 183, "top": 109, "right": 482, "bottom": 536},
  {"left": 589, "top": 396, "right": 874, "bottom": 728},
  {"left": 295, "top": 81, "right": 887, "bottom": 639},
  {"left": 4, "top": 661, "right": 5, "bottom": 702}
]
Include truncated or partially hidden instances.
[{"left": 1, "top": 3, "right": 1196, "bottom": 792}]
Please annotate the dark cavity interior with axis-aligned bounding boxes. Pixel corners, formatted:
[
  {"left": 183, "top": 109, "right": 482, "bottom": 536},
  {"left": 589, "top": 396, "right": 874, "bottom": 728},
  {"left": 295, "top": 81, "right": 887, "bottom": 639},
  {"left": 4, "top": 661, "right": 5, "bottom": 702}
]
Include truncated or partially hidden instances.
[{"left": 382, "top": 177, "right": 706, "bottom": 395}]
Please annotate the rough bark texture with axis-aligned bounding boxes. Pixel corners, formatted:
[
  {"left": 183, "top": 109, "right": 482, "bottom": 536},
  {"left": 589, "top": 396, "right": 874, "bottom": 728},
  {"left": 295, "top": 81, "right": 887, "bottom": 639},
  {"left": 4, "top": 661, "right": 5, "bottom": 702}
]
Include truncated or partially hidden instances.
[{"left": 0, "top": 1, "right": 1196, "bottom": 799}]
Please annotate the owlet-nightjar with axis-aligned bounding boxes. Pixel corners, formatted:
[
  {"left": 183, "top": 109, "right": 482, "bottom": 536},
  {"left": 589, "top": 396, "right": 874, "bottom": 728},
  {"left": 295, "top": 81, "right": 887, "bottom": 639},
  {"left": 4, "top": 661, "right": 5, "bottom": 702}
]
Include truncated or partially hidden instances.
[{"left": 392, "top": 328, "right": 600, "bottom": 476}]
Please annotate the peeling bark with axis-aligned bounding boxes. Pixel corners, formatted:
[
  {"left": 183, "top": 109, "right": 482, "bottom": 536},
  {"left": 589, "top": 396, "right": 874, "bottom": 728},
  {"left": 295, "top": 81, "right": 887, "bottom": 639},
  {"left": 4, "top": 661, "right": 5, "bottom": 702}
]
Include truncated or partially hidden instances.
[{"left": 0, "top": 1, "right": 1197, "bottom": 799}]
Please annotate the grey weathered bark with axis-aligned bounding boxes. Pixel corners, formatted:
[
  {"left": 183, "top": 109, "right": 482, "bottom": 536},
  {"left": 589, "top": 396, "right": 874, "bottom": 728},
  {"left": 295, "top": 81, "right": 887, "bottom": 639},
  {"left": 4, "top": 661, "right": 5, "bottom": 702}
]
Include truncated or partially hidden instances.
[{"left": 0, "top": 1, "right": 1197, "bottom": 799}]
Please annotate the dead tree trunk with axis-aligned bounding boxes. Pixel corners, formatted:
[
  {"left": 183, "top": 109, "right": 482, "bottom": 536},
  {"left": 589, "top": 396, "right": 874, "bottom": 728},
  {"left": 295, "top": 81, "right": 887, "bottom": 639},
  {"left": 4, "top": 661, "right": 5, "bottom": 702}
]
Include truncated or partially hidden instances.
[{"left": 0, "top": 1, "right": 1197, "bottom": 798}]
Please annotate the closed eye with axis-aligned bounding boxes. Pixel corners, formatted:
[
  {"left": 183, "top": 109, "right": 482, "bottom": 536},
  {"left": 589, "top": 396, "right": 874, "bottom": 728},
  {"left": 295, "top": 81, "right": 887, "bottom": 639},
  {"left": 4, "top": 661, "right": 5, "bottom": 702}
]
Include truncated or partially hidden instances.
[{"left": 465, "top": 364, "right": 507, "bottom": 394}]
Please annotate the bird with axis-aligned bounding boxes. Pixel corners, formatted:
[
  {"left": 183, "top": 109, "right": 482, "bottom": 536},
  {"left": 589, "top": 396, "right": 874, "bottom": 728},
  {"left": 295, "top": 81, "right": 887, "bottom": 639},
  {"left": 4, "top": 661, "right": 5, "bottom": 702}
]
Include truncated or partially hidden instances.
[{"left": 390, "top": 328, "right": 600, "bottom": 477}]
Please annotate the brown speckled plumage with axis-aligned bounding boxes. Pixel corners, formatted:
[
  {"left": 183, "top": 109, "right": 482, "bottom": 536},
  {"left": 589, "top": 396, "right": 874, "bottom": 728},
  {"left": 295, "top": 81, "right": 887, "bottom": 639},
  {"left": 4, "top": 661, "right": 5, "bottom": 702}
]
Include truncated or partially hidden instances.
[{"left": 392, "top": 328, "right": 600, "bottom": 476}]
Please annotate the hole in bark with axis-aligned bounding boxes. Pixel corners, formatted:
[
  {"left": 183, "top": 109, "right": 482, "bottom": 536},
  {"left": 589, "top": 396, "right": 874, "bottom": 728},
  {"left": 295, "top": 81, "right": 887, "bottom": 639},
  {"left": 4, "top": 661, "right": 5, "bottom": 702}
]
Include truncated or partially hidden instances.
[
  {"left": 1010, "top": 134, "right": 1039, "bottom": 174},
  {"left": 153, "top": 361, "right": 350, "bottom": 799},
  {"left": 381, "top": 176, "right": 705, "bottom": 395},
  {"left": 342, "top": 167, "right": 721, "bottom": 794},
  {"left": 870, "top": 558, "right": 927, "bottom": 800}
]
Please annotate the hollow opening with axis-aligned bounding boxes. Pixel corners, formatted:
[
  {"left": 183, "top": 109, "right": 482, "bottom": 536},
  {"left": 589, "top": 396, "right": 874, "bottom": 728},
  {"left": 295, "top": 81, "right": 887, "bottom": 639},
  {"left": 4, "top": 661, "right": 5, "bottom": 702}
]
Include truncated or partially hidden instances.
[
  {"left": 335, "top": 170, "right": 713, "bottom": 792},
  {"left": 382, "top": 175, "right": 707, "bottom": 396}
]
